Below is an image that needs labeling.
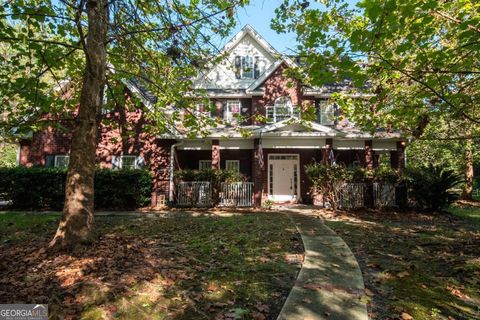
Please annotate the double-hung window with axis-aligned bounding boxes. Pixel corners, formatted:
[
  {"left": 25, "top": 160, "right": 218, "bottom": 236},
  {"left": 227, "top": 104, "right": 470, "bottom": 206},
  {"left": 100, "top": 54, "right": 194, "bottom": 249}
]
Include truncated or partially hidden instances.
[
  {"left": 112, "top": 155, "right": 144, "bottom": 169},
  {"left": 195, "top": 102, "right": 211, "bottom": 118},
  {"left": 318, "top": 100, "right": 335, "bottom": 125},
  {"left": 225, "top": 100, "right": 241, "bottom": 123},
  {"left": 234, "top": 56, "right": 263, "bottom": 79},
  {"left": 121, "top": 155, "right": 137, "bottom": 169},
  {"left": 266, "top": 97, "right": 298, "bottom": 123},
  {"left": 225, "top": 160, "right": 240, "bottom": 173},
  {"left": 54, "top": 155, "right": 69, "bottom": 168},
  {"left": 199, "top": 160, "right": 212, "bottom": 170}
]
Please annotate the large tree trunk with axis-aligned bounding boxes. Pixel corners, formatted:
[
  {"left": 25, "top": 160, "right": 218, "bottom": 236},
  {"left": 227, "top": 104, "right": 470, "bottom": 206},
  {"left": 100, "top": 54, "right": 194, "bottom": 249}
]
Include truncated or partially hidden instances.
[
  {"left": 461, "top": 138, "right": 474, "bottom": 200},
  {"left": 49, "top": 0, "right": 108, "bottom": 250}
]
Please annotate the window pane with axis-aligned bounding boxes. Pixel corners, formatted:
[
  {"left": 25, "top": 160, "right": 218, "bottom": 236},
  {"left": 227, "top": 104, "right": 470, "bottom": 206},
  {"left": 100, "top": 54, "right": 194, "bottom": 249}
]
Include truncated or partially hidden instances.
[
  {"left": 319, "top": 101, "right": 335, "bottom": 125},
  {"left": 274, "top": 97, "right": 293, "bottom": 122},
  {"left": 225, "top": 101, "right": 241, "bottom": 122},
  {"left": 199, "top": 160, "right": 212, "bottom": 170},
  {"left": 226, "top": 160, "right": 240, "bottom": 172},
  {"left": 54, "top": 155, "right": 69, "bottom": 168},
  {"left": 266, "top": 106, "right": 274, "bottom": 123},
  {"left": 242, "top": 56, "right": 253, "bottom": 79},
  {"left": 122, "top": 156, "right": 136, "bottom": 169}
]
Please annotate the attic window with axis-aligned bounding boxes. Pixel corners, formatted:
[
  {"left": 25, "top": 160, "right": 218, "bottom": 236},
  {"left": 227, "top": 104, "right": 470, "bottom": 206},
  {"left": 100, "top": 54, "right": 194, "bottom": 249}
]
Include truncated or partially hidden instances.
[{"left": 234, "top": 56, "right": 262, "bottom": 79}]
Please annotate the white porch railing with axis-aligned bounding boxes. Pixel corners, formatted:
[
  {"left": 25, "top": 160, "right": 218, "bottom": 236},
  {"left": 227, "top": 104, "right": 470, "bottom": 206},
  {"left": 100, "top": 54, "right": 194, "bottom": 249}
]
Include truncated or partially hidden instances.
[
  {"left": 177, "top": 182, "right": 212, "bottom": 207},
  {"left": 219, "top": 182, "right": 254, "bottom": 207},
  {"left": 335, "top": 183, "right": 365, "bottom": 209},
  {"left": 373, "top": 183, "right": 396, "bottom": 207}
]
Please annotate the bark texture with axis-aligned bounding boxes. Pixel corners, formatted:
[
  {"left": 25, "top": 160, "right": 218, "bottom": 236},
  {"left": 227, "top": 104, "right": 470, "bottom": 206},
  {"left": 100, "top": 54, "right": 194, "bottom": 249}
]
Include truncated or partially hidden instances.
[
  {"left": 49, "top": 0, "right": 108, "bottom": 249},
  {"left": 461, "top": 138, "right": 474, "bottom": 200}
]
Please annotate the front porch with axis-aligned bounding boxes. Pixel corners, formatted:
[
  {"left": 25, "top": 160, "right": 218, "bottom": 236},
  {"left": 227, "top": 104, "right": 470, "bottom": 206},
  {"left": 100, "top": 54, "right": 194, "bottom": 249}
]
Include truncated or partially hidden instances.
[{"left": 172, "top": 136, "right": 405, "bottom": 207}]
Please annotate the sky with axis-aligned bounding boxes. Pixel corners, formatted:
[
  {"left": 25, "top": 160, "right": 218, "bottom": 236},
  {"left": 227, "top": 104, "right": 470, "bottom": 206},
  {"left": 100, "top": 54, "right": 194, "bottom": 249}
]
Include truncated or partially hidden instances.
[
  {"left": 230, "top": 0, "right": 300, "bottom": 54},
  {"left": 225, "top": 0, "right": 359, "bottom": 54}
]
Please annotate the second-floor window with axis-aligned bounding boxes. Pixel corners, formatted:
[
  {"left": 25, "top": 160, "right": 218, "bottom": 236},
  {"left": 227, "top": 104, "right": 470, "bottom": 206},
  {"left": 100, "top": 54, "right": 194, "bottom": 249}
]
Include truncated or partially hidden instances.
[
  {"left": 234, "top": 56, "right": 262, "bottom": 79},
  {"left": 195, "top": 102, "right": 211, "bottom": 117},
  {"left": 225, "top": 100, "right": 241, "bottom": 123},
  {"left": 266, "top": 97, "right": 300, "bottom": 123},
  {"left": 318, "top": 101, "right": 336, "bottom": 125}
]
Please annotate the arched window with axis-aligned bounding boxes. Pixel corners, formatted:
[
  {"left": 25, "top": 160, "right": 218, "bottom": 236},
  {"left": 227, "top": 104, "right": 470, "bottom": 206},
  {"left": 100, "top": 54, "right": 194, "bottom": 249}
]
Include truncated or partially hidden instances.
[{"left": 266, "top": 97, "right": 299, "bottom": 123}]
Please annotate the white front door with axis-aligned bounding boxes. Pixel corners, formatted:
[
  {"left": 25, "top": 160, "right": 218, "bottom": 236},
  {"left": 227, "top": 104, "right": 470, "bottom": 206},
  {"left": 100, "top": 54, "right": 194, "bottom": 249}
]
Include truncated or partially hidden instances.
[{"left": 268, "top": 154, "right": 299, "bottom": 202}]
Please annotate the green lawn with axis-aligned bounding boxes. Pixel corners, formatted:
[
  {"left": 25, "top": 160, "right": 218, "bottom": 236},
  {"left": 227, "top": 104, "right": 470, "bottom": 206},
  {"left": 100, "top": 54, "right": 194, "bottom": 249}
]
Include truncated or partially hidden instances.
[
  {"left": 321, "top": 206, "right": 480, "bottom": 320},
  {"left": 0, "top": 212, "right": 303, "bottom": 320}
]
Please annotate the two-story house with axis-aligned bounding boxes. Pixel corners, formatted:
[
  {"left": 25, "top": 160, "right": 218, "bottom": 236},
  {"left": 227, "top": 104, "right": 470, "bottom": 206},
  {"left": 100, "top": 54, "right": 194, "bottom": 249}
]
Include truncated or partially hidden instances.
[{"left": 18, "top": 25, "right": 405, "bottom": 206}]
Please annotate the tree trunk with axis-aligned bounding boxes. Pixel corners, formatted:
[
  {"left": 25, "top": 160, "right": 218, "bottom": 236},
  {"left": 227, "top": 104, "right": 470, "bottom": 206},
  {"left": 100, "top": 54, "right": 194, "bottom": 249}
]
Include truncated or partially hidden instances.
[
  {"left": 49, "top": 0, "right": 108, "bottom": 250},
  {"left": 461, "top": 138, "right": 474, "bottom": 200}
]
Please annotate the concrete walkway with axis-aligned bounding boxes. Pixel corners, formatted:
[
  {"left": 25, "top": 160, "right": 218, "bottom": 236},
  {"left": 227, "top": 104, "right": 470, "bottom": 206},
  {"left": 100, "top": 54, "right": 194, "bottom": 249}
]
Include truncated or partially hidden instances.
[{"left": 277, "top": 206, "right": 369, "bottom": 320}]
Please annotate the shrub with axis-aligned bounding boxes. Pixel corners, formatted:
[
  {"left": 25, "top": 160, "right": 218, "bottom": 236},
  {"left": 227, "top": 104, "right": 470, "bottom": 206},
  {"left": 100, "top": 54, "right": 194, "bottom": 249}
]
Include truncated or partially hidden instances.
[
  {"left": 0, "top": 167, "right": 152, "bottom": 210},
  {"left": 404, "top": 165, "right": 462, "bottom": 210},
  {"left": 305, "top": 163, "right": 349, "bottom": 209}
]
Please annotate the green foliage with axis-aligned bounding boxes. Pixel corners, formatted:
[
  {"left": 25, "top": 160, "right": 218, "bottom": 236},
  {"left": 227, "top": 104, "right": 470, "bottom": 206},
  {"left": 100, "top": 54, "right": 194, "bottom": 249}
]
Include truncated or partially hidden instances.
[
  {"left": 273, "top": 0, "right": 480, "bottom": 132},
  {"left": 0, "top": 0, "right": 249, "bottom": 137},
  {"left": 0, "top": 167, "right": 152, "bottom": 210},
  {"left": 0, "top": 143, "right": 17, "bottom": 167},
  {"left": 404, "top": 165, "right": 462, "bottom": 211}
]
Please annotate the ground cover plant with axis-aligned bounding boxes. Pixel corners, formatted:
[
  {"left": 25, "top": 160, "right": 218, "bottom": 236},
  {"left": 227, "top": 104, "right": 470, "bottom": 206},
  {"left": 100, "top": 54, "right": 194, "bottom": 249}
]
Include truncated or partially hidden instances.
[
  {"left": 0, "top": 212, "right": 303, "bottom": 319},
  {"left": 318, "top": 206, "right": 480, "bottom": 320}
]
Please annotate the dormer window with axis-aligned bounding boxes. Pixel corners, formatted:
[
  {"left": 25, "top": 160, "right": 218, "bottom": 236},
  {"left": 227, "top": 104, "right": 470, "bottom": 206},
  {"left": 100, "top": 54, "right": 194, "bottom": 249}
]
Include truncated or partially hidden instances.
[
  {"left": 266, "top": 97, "right": 299, "bottom": 123},
  {"left": 234, "top": 56, "right": 262, "bottom": 79}
]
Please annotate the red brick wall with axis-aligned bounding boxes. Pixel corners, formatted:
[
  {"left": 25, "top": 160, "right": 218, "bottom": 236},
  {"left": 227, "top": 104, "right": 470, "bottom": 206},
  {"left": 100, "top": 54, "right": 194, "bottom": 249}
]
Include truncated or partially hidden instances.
[{"left": 18, "top": 91, "right": 175, "bottom": 201}]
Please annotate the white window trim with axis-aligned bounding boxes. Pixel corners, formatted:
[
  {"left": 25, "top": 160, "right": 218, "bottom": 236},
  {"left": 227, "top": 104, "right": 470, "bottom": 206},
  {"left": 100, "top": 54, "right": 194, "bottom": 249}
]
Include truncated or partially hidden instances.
[
  {"left": 120, "top": 155, "right": 138, "bottom": 169},
  {"left": 195, "top": 101, "right": 211, "bottom": 118},
  {"left": 266, "top": 97, "right": 299, "bottom": 123},
  {"left": 225, "top": 100, "right": 241, "bottom": 123},
  {"left": 319, "top": 101, "right": 335, "bottom": 125},
  {"left": 54, "top": 155, "right": 69, "bottom": 168},
  {"left": 225, "top": 160, "right": 240, "bottom": 172},
  {"left": 199, "top": 160, "right": 212, "bottom": 170}
]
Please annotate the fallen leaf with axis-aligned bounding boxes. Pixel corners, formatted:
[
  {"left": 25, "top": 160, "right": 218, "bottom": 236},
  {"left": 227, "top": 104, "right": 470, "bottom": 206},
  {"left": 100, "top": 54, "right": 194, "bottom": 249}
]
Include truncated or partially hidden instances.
[{"left": 401, "top": 312, "right": 413, "bottom": 320}]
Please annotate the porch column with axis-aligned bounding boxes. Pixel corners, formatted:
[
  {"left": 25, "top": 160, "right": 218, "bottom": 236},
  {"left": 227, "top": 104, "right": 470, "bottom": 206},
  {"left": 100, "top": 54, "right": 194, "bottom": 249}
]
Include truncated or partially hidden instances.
[
  {"left": 212, "top": 139, "right": 220, "bottom": 169},
  {"left": 252, "top": 138, "right": 263, "bottom": 206},
  {"left": 322, "top": 138, "right": 333, "bottom": 164},
  {"left": 365, "top": 140, "right": 374, "bottom": 169},
  {"left": 396, "top": 141, "right": 405, "bottom": 171}
]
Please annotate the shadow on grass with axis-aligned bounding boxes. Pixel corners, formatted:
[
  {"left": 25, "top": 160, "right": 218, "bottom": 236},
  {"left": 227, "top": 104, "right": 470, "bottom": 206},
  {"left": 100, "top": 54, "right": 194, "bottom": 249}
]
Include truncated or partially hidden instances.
[
  {"left": 322, "top": 209, "right": 480, "bottom": 320},
  {"left": 0, "top": 212, "right": 303, "bottom": 320}
]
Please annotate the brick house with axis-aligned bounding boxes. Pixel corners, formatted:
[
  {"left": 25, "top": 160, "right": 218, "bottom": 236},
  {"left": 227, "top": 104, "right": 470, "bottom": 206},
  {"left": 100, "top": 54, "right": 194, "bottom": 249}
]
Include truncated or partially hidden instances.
[{"left": 18, "top": 25, "right": 404, "bottom": 206}]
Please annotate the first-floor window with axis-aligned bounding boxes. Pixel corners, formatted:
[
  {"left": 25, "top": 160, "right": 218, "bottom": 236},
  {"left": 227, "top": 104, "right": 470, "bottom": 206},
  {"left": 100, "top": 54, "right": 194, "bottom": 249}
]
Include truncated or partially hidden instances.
[
  {"left": 225, "top": 100, "right": 241, "bottom": 123},
  {"left": 225, "top": 160, "right": 240, "bottom": 172},
  {"left": 112, "top": 155, "right": 144, "bottom": 169},
  {"left": 54, "top": 155, "right": 69, "bottom": 168},
  {"left": 199, "top": 160, "right": 212, "bottom": 170},
  {"left": 121, "top": 155, "right": 137, "bottom": 169}
]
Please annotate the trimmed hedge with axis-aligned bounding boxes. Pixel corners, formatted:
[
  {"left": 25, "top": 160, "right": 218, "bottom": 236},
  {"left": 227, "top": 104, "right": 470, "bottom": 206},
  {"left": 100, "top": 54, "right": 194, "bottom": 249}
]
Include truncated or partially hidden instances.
[{"left": 0, "top": 167, "right": 152, "bottom": 210}]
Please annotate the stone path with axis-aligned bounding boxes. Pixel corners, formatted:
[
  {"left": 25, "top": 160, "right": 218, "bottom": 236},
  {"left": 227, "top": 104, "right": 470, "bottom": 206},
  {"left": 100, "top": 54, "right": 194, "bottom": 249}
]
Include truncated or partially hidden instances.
[{"left": 277, "top": 206, "right": 369, "bottom": 320}]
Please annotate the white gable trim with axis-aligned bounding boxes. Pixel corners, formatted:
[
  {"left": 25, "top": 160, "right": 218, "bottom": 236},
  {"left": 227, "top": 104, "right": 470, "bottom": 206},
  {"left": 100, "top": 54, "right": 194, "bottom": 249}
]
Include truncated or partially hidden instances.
[{"left": 257, "top": 118, "right": 339, "bottom": 134}]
